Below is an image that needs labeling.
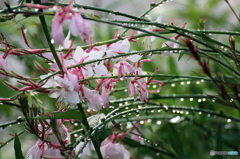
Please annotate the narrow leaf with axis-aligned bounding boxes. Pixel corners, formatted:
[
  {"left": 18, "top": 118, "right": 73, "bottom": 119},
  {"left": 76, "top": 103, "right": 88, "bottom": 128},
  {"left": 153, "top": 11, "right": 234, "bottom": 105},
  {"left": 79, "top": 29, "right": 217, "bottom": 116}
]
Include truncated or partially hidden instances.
[{"left": 14, "top": 134, "right": 24, "bottom": 159}]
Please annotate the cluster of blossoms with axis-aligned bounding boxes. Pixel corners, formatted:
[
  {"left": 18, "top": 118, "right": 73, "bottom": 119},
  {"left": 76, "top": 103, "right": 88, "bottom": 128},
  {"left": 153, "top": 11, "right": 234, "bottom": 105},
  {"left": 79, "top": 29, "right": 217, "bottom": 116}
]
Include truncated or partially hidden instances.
[{"left": 0, "top": 1, "right": 188, "bottom": 159}]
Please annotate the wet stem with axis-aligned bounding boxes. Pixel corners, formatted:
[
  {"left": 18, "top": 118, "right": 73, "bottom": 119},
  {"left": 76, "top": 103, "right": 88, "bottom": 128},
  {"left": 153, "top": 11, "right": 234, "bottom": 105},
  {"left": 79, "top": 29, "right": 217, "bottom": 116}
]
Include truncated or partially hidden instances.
[{"left": 77, "top": 103, "right": 103, "bottom": 159}]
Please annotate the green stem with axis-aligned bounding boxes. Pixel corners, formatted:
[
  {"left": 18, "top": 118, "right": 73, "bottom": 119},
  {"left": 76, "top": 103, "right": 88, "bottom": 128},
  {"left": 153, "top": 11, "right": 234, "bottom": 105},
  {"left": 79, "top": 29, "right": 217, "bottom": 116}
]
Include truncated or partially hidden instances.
[
  {"left": 77, "top": 104, "right": 103, "bottom": 159},
  {"left": 0, "top": 130, "right": 24, "bottom": 148},
  {"left": 37, "top": 12, "right": 63, "bottom": 73}
]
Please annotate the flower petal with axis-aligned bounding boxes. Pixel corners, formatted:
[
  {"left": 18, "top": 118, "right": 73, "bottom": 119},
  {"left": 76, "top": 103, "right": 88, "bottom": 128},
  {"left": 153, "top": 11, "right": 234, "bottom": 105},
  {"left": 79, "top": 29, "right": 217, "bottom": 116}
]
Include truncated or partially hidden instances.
[{"left": 93, "top": 64, "right": 108, "bottom": 76}]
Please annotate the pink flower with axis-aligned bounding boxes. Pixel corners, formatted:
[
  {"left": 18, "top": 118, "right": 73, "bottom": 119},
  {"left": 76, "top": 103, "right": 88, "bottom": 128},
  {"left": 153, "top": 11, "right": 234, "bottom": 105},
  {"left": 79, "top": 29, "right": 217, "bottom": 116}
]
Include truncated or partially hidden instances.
[
  {"left": 80, "top": 20, "right": 93, "bottom": 43},
  {"left": 140, "top": 83, "right": 148, "bottom": 103},
  {"left": 25, "top": 140, "right": 47, "bottom": 159},
  {"left": 48, "top": 72, "right": 80, "bottom": 106},
  {"left": 131, "top": 117, "right": 143, "bottom": 143},
  {"left": 79, "top": 86, "right": 104, "bottom": 111},
  {"left": 75, "top": 141, "right": 95, "bottom": 157},
  {"left": 51, "top": 13, "right": 65, "bottom": 45},
  {"left": 42, "top": 147, "right": 62, "bottom": 159},
  {"left": 101, "top": 87, "right": 109, "bottom": 108},
  {"left": 128, "top": 82, "right": 138, "bottom": 101},
  {"left": 69, "top": 13, "right": 85, "bottom": 37},
  {"left": 100, "top": 142, "right": 130, "bottom": 159}
]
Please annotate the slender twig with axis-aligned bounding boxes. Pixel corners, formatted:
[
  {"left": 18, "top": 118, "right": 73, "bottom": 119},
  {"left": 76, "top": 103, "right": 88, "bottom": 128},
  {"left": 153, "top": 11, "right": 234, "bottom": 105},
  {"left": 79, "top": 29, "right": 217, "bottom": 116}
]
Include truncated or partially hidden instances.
[{"left": 225, "top": 0, "right": 240, "bottom": 22}]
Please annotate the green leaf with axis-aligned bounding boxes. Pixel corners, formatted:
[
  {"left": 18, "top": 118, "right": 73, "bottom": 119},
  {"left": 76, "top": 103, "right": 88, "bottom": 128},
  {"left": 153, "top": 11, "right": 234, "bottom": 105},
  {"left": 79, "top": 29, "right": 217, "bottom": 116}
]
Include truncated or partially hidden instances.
[
  {"left": 178, "top": 52, "right": 185, "bottom": 61},
  {"left": 14, "top": 134, "right": 24, "bottom": 159},
  {"left": 166, "top": 123, "right": 184, "bottom": 157},
  {"left": 87, "top": 114, "right": 113, "bottom": 143},
  {"left": 86, "top": 14, "right": 101, "bottom": 21},
  {"left": 32, "top": 110, "right": 83, "bottom": 122},
  {"left": 123, "top": 137, "right": 143, "bottom": 147}
]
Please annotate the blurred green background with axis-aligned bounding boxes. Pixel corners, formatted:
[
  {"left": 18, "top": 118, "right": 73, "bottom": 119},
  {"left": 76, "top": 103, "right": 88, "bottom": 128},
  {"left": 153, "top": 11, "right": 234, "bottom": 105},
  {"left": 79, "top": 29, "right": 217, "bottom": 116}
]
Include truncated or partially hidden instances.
[{"left": 0, "top": 0, "right": 240, "bottom": 158}]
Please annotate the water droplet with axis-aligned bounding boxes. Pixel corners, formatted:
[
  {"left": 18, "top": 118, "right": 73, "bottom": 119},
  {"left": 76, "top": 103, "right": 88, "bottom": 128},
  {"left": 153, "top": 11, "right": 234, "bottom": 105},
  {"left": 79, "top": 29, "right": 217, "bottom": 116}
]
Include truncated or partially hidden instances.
[
  {"left": 207, "top": 114, "right": 210, "bottom": 117},
  {"left": 109, "top": 12, "right": 112, "bottom": 15},
  {"left": 186, "top": 111, "right": 189, "bottom": 115},
  {"left": 153, "top": 85, "right": 157, "bottom": 88},
  {"left": 227, "top": 119, "right": 231, "bottom": 123},
  {"left": 74, "top": 134, "right": 78, "bottom": 137},
  {"left": 125, "top": 107, "right": 129, "bottom": 109},
  {"left": 158, "top": 109, "right": 161, "bottom": 113},
  {"left": 140, "top": 120, "right": 144, "bottom": 124},
  {"left": 221, "top": 46, "right": 224, "bottom": 49},
  {"left": 9, "top": 125, "right": 12, "bottom": 127},
  {"left": 180, "top": 98, "right": 184, "bottom": 101},
  {"left": 202, "top": 98, "right": 206, "bottom": 102},
  {"left": 74, "top": 123, "right": 78, "bottom": 126},
  {"left": 151, "top": 110, "right": 154, "bottom": 113},
  {"left": 35, "top": 9, "right": 39, "bottom": 12},
  {"left": 212, "top": 98, "right": 215, "bottom": 102},
  {"left": 157, "top": 121, "right": 161, "bottom": 125},
  {"left": 172, "top": 109, "right": 176, "bottom": 113},
  {"left": 171, "top": 83, "right": 175, "bottom": 87},
  {"left": 147, "top": 119, "right": 152, "bottom": 123},
  {"left": 135, "top": 24, "right": 138, "bottom": 27},
  {"left": 198, "top": 112, "right": 202, "bottom": 115},
  {"left": 51, "top": 39, "right": 54, "bottom": 44},
  {"left": 124, "top": 89, "right": 128, "bottom": 92},
  {"left": 138, "top": 105, "right": 142, "bottom": 109},
  {"left": 187, "top": 81, "right": 190, "bottom": 84},
  {"left": 198, "top": 99, "right": 202, "bottom": 102},
  {"left": 196, "top": 81, "right": 200, "bottom": 84},
  {"left": 119, "top": 103, "right": 123, "bottom": 106},
  {"left": 156, "top": 153, "right": 160, "bottom": 156},
  {"left": 125, "top": 102, "right": 128, "bottom": 105},
  {"left": 230, "top": 99, "right": 233, "bottom": 102},
  {"left": 122, "top": 114, "right": 126, "bottom": 117},
  {"left": 189, "top": 98, "right": 193, "bottom": 101},
  {"left": 181, "top": 82, "right": 184, "bottom": 85}
]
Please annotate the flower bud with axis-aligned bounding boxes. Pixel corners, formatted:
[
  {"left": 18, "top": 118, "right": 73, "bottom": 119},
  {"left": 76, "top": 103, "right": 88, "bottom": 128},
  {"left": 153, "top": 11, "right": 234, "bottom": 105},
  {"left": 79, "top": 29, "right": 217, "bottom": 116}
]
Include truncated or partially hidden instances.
[
  {"left": 198, "top": 16, "right": 206, "bottom": 30},
  {"left": 229, "top": 35, "right": 235, "bottom": 51}
]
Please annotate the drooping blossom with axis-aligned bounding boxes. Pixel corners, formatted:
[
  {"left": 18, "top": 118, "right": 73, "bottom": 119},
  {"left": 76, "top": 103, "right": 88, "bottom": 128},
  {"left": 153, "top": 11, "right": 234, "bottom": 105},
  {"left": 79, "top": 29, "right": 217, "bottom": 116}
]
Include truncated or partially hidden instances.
[
  {"left": 51, "top": 3, "right": 93, "bottom": 45},
  {"left": 51, "top": 12, "right": 65, "bottom": 45},
  {"left": 131, "top": 117, "right": 143, "bottom": 143},
  {"left": 161, "top": 23, "right": 187, "bottom": 55}
]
